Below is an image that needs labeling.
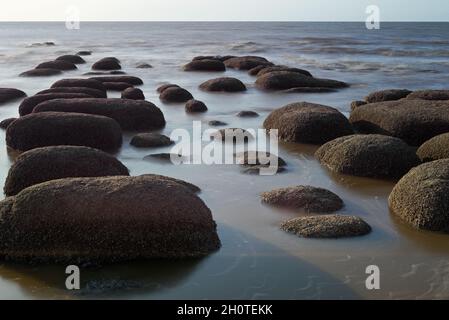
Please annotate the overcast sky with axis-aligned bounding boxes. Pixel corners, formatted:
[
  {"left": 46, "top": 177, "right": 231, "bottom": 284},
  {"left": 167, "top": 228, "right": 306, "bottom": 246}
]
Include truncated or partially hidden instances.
[{"left": 0, "top": 0, "right": 447, "bottom": 21}]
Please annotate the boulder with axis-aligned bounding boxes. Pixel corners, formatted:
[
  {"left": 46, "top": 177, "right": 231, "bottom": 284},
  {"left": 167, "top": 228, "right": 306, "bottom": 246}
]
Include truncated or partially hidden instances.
[
  {"left": 20, "top": 68, "right": 62, "bottom": 77},
  {"left": 350, "top": 100, "right": 367, "bottom": 111},
  {"left": 36, "top": 60, "right": 77, "bottom": 71},
  {"left": 92, "top": 57, "right": 121, "bottom": 70},
  {"left": 417, "top": 133, "right": 449, "bottom": 162},
  {"left": 365, "top": 89, "right": 412, "bottom": 103},
  {"left": 185, "top": 99, "right": 208, "bottom": 113},
  {"left": 349, "top": 99, "right": 449, "bottom": 146},
  {"left": 389, "top": 159, "right": 449, "bottom": 232},
  {"left": 19, "top": 93, "right": 93, "bottom": 116},
  {"left": 199, "top": 77, "right": 247, "bottom": 92},
  {"left": 160, "top": 87, "right": 193, "bottom": 103},
  {"left": 51, "top": 78, "right": 106, "bottom": 92},
  {"left": 121, "top": 87, "right": 145, "bottom": 100},
  {"left": 56, "top": 55, "right": 86, "bottom": 64},
  {"left": 76, "top": 51, "right": 92, "bottom": 56},
  {"left": 103, "top": 82, "right": 133, "bottom": 91},
  {"left": 281, "top": 215, "right": 371, "bottom": 238},
  {"left": 89, "top": 76, "right": 143, "bottom": 85},
  {"left": 84, "top": 71, "right": 126, "bottom": 76},
  {"left": 157, "top": 84, "right": 179, "bottom": 93},
  {"left": 315, "top": 134, "right": 420, "bottom": 179},
  {"left": 183, "top": 59, "right": 226, "bottom": 72},
  {"left": 248, "top": 65, "right": 267, "bottom": 76},
  {"left": 208, "top": 120, "right": 228, "bottom": 126},
  {"left": 136, "top": 63, "right": 153, "bottom": 69},
  {"left": 236, "top": 111, "right": 259, "bottom": 117},
  {"left": 257, "top": 66, "right": 313, "bottom": 77},
  {"left": 37, "top": 87, "right": 107, "bottom": 98},
  {"left": 0, "top": 118, "right": 17, "bottom": 129},
  {"left": 144, "top": 153, "right": 188, "bottom": 163},
  {"left": 256, "top": 71, "right": 348, "bottom": 91},
  {"left": 3, "top": 146, "right": 129, "bottom": 196},
  {"left": 33, "top": 98, "right": 166, "bottom": 131},
  {"left": 130, "top": 133, "right": 174, "bottom": 148},
  {"left": 193, "top": 55, "right": 235, "bottom": 62},
  {"left": 0, "top": 175, "right": 220, "bottom": 263},
  {"left": 6, "top": 112, "right": 122, "bottom": 152},
  {"left": 0, "top": 88, "right": 26, "bottom": 104},
  {"left": 224, "top": 56, "right": 272, "bottom": 70},
  {"left": 406, "top": 90, "right": 449, "bottom": 101},
  {"left": 263, "top": 102, "right": 353, "bottom": 144},
  {"left": 261, "top": 185, "right": 343, "bottom": 213}
]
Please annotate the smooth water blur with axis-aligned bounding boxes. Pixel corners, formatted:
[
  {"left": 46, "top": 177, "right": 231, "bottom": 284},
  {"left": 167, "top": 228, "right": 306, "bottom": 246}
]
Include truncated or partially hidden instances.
[{"left": 1, "top": 22, "right": 449, "bottom": 299}]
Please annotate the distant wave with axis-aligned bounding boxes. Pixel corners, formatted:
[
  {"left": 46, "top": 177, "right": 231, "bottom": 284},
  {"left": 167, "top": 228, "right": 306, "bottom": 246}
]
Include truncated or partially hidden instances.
[{"left": 229, "top": 41, "right": 268, "bottom": 53}]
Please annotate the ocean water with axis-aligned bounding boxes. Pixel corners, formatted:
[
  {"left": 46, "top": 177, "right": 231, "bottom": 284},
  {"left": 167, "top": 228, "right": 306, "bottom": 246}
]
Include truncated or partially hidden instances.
[{"left": 1, "top": 22, "right": 449, "bottom": 299}]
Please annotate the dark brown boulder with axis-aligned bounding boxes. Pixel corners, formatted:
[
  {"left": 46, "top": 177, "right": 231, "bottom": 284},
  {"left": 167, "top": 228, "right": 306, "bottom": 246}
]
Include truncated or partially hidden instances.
[
  {"left": 389, "top": 159, "right": 449, "bottom": 232},
  {"left": 349, "top": 99, "right": 449, "bottom": 146},
  {"left": 264, "top": 102, "right": 353, "bottom": 144},
  {"left": 365, "top": 89, "right": 412, "bottom": 103},
  {"left": 20, "top": 68, "right": 62, "bottom": 77},
  {"left": 406, "top": 90, "right": 449, "bottom": 101},
  {"left": 56, "top": 55, "right": 86, "bottom": 64},
  {"left": 136, "top": 63, "right": 153, "bottom": 69},
  {"left": 0, "top": 175, "right": 220, "bottom": 263},
  {"left": 89, "top": 76, "right": 143, "bottom": 85},
  {"left": 261, "top": 185, "right": 343, "bottom": 213},
  {"left": 257, "top": 66, "right": 312, "bottom": 77},
  {"left": 51, "top": 78, "right": 107, "bottom": 92},
  {"left": 256, "top": 71, "right": 348, "bottom": 91},
  {"left": 6, "top": 112, "right": 122, "bottom": 152},
  {"left": 103, "top": 82, "right": 133, "bottom": 91},
  {"left": 315, "top": 134, "right": 420, "bottom": 179},
  {"left": 92, "top": 57, "right": 121, "bottom": 70},
  {"left": 121, "top": 87, "right": 145, "bottom": 100},
  {"left": 0, "top": 118, "right": 17, "bottom": 129},
  {"left": 160, "top": 87, "right": 193, "bottom": 103},
  {"left": 281, "top": 215, "right": 371, "bottom": 238},
  {"left": 199, "top": 77, "right": 247, "bottom": 92},
  {"left": 19, "top": 93, "right": 93, "bottom": 116},
  {"left": 157, "top": 84, "right": 180, "bottom": 93},
  {"left": 33, "top": 98, "right": 165, "bottom": 131},
  {"left": 417, "top": 133, "right": 449, "bottom": 162},
  {"left": 76, "top": 51, "right": 92, "bottom": 56},
  {"left": 248, "top": 65, "right": 267, "bottom": 76},
  {"left": 183, "top": 59, "right": 226, "bottom": 72},
  {"left": 236, "top": 111, "right": 259, "bottom": 117},
  {"left": 224, "top": 56, "right": 272, "bottom": 70},
  {"left": 208, "top": 120, "right": 228, "bottom": 126},
  {"left": 130, "top": 133, "right": 174, "bottom": 148},
  {"left": 37, "top": 87, "right": 107, "bottom": 98},
  {"left": 350, "top": 100, "right": 367, "bottom": 111},
  {"left": 3, "top": 146, "right": 129, "bottom": 196},
  {"left": 185, "top": 99, "right": 208, "bottom": 113},
  {"left": 36, "top": 60, "right": 77, "bottom": 70},
  {"left": 283, "top": 87, "right": 337, "bottom": 93},
  {"left": 0, "top": 88, "right": 26, "bottom": 104}
]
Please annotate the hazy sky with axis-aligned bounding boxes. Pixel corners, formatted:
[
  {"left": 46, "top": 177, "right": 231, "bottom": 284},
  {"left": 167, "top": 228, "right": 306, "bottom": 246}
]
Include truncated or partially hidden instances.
[{"left": 0, "top": 0, "right": 448, "bottom": 21}]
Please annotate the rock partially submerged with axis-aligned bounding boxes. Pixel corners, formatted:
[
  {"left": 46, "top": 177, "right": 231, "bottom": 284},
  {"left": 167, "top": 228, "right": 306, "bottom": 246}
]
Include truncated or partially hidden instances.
[
  {"left": 160, "top": 87, "right": 193, "bottom": 103},
  {"left": 121, "top": 87, "right": 145, "bottom": 100},
  {"left": 315, "top": 134, "right": 420, "bottom": 179},
  {"left": 405, "top": 90, "right": 449, "bottom": 101},
  {"left": 0, "top": 175, "right": 220, "bottom": 263},
  {"left": 103, "top": 82, "right": 133, "bottom": 91},
  {"left": 20, "top": 68, "right": 62, "bottom": 77},
  {"left": 236, "top": 111, "right": 259, "bottom": 117},
  {"left": 281, "top": 215, "right": 371, "bottom": 238},
  {"left": 130, "top": 133, "right": 173, "bottom": 148},
  {"left": 256, "top": 71, "right": 348, "bottom": 91},
  {"left": 264, "top": 102, "right": 353, "bottom": 144},
  {"left": 37, "top": 87, "right": 107, "bottom": 98},
  {"left": 36, "top": 60, "right": 77, "bottom": 71},
  {"left": 257, "top": 66, "right": 312, "bottom": 77},
  {"left": 224, "top": 56, "right": 272, "bottom": 70},
  {"left": 6, "top": 112, "right": 122, "bottom": 152},
  {"left": 92, "top": 57, "right": 121, "bottom": 70},
  {"left": 4, "top": 146, "right": 129, "bottom": 196},
  {"left": 261, "top": 185, "right": 343, "bottom": 213},
  {"left": 76, "top": 51, "right": 92, "bottom": 56},
  {"left": 51, "top": 78, "right": 107, "bottom": 92},
  {"left": 185, "top": 99, "right": 208, "bottom": 113},
  {"left": 365, "top": 89, "right": 412, "bottom": 103},
  {"left": 33, "top": 98, "right": 166, "bottom": 130},
  {"left": 236, "top": 151, "right": 286, "bottom": 174},
  {"left": 89, "top": 76, "right": 143, "bottom": 85},
  {"left": 417, "top": 133, "right": 449, "bottom": 162},
  {"left": 56, "top": 55, "right": 86, "bottom": 64},
  {"left": 349, "top": 99, "right": 449, "bottom": 146},
  {"left": 389, "top": 159, "right": 449, "bottom": 232},
  {"left": 208, "top": 120, "right": 228, "bottom": 126},
  {"left": 183, "top": 59, "right": 226, "bottom": 72},
  {"left": 19, "top": 93, "right": 93, "bottom": 116},
  {"left": 199, "top": 77, "right": 247, "bottom": 92},
  {"left": 0, "top": 88, "right": 26, "bottom": 104},
  {"left": 157, "top": 84, "right": 179, "bottom": 93}
]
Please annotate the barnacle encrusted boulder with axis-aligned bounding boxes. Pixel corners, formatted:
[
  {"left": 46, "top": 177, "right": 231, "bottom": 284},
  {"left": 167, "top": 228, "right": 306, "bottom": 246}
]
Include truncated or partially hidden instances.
[
  {"left": 261, "top": 185, "right": 343, "bottom": 213},
  {"left": 417, "top": 133, "right": 449, "bottom": 162},
  {"left": 405, "top": 90, "right": 449, "bottom": 101},
  {"left": 281, "top": 215, "right": 371, "bottom": 238},
  {"left": 0, "top": 175, "right": 220, "bottom": 263},
  {"left": 6, "top": 112, "right": 122, "bottom": 152},
  {"left": 3, "top": 146, "right": 129, "bottom": 196},
  {"left": 263, "top": 102, "right": 353, "bottom": 144},
  {"left": 33, "top": 98, "right": 165, "bottom": 130},
  {"left": 389, "top": 159, "right": 449, "bottom": 232},
  {"left": 315, "top": 134, "right": 420, "bottom": 179}
]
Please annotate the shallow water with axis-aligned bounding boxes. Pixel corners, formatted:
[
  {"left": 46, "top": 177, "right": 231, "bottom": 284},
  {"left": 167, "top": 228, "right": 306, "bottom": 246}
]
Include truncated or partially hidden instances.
[{"left": 1, "top": 22, "right": 449, "bottom": 299}]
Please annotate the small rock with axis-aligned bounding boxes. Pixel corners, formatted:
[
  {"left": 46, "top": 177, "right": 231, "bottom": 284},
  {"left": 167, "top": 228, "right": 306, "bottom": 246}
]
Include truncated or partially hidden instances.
[
  {"left": 236, "top": 111, "right": 259, "bottom": 117},
  {"left": 186, "top": 99, "right": 208, "bottom": 113},
  {"left": 121, "top": 87, "right": 145, "bottom": 100},
  {"left": 160, "top": 87, "right": 193, "bottom": 103},
  {"left": 130, "top": 133, "right": 174, "bottom": 148}
]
